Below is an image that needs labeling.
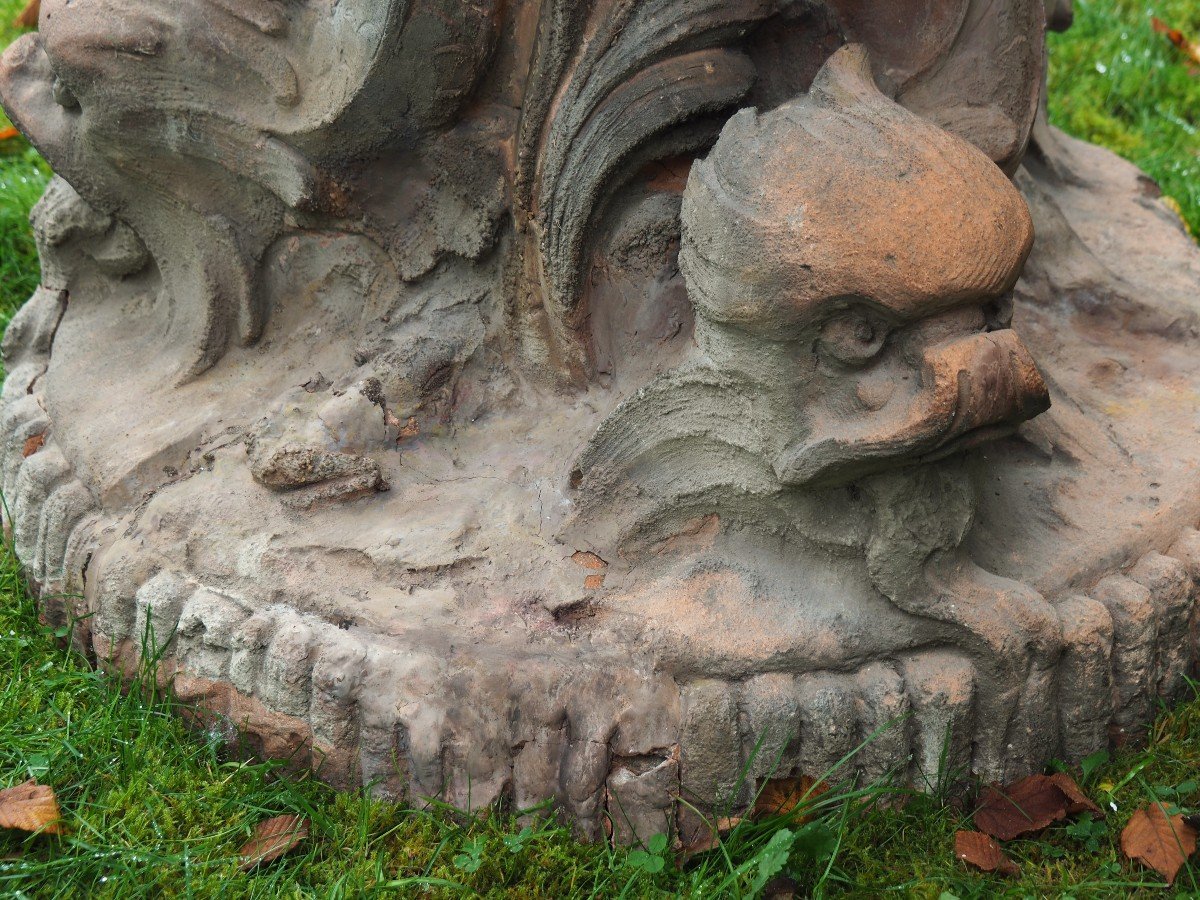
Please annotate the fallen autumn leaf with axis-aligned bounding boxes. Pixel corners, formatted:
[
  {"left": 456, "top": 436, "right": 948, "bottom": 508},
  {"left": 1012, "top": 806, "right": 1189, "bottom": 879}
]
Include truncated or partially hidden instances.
[
  {"left": 954, "top": 830, "right": 1020, "bottom": 877},
  {"left": 1121, "top": 803, "right": 1197, "bottom": 885},
  {"left": 679, "top": 815, "right": 743, "bottom": 857},
  {"left": 752, "top": 775, "right": 827, "bottom": 820},
  {"left": 238, "top": 814, "right": 309, "bottom": 871},
  {"left": 1049, "top": 771, "right": 1103, "bottom": 817},
  {"left": 0, "top": 779, "right": 63, "bottom": 835},
  {"left": 1152, "top": 17, "right": 1200, "bottom": 68},
  {"left": 974, "top": 774, "right": 1098, "bottom": 841}
]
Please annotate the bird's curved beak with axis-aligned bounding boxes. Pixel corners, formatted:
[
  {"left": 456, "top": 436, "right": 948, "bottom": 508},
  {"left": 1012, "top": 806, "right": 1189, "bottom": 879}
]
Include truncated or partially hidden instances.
[{"left": 775, "top": 328, "right": 1050, "bottom": 486}]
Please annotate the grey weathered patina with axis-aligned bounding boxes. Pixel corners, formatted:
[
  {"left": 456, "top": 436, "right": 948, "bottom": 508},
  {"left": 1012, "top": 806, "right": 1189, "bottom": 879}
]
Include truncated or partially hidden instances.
[{"left": 2, "top": 0, "right": 1200, "bottom": 844}]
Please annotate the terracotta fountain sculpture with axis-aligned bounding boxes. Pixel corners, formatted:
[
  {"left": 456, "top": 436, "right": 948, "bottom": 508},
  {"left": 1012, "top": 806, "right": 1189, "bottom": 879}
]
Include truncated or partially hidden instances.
[{"left": 3, "top": 0, "right": 1200, "bottom": 843}]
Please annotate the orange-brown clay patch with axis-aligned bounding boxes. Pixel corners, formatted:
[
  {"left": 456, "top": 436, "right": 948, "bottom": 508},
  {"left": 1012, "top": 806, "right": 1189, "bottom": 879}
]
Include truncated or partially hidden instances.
[
  {"left": 652, "top": 513, "right": 721, "bottom": 556},
  {"left": 92, "top": 635, "right": 343, "bottom": 783},
  {"left": 572, "top": 550, "right": 608, "bottom": 570}
]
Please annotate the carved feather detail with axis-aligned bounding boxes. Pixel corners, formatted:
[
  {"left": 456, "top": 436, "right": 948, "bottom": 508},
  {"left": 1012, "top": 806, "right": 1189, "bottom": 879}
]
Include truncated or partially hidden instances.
[{"left": 520, "top": 0, "right": 786, "bottom": 330}]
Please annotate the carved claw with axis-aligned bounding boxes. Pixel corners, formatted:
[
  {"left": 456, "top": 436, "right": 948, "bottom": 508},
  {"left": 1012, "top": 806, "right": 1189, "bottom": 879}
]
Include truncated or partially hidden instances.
[{"left": 858, "top": 467, "right": 1063, "bottom": 778}]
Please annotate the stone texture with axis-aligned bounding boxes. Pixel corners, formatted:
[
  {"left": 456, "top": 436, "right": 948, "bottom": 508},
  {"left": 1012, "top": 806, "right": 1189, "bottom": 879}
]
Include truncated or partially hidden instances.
[
  {"left": 902, "top": 652, "right": 976, "bottom": 787},
  {"left": 606, "top": 755, "right": 678, "bottom": 847},
  {"left": 1054, "top": 596, "right": 1115, "bottom": 763},
  {"left": 1091, "top": 575, "right": 1156, "bottom": 745},
  {"left": 740, "top": 673, "right": 803, "bottom": 781},
  {"left": 1131, "top": 553, "right": 1193, "bottom": 704},
  {"left": 853, "top": 663, "right": 912, "bottom": 781},
  {"left": 796, "top": 675, "right": 859, "bottom": 780},
  {"left": 0, "top": 0, "right": 1198, "bottom": 843}
]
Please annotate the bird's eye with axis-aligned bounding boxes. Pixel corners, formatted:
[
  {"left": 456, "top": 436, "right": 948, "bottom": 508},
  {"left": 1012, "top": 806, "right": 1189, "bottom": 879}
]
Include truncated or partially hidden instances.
[{"left": 818, "top": 311, "right": 889, "bottom": 366}]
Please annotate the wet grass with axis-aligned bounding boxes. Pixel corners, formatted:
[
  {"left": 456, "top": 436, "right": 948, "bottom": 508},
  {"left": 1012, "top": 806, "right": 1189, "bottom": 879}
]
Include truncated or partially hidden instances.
[
  {"left": 1048, "top": 0, "right": 1200, "bottom": 234},
  {"left": 834, "top": 706, "right": 1200, "bottom": 898},
  {"left": 0, "top": 0, "right": 50, "bottom": 324},
  {"left": 0, "top": 144, "right": 49, "bottom": 323},
  {"left": 3, "top": 0, "right": 1200, "bottom": 895}
]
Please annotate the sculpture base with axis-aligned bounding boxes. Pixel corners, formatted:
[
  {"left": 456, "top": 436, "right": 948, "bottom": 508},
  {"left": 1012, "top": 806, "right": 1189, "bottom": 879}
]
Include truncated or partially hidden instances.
[{"left": 5, "top": 129, "right": 1200, "bottom": 843}]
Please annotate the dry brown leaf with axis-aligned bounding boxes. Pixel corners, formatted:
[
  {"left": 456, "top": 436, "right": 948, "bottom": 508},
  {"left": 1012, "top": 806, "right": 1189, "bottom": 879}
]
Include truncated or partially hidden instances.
[
  {"left": 14, "top": 0, "right": 38, "bottom": 29},
  {"left": 0, "top": 780, "right": 63, "bottom": 835},
  {"left": 679, "top": 815, "right": 742, "bottom": 857},
  {"left": 954, "top": 830, "right": 1020, "bottom": 877},
  {"left": 1121, "top": 803, "right": 1198, "bottom": 885},
  {"left": 1049, "top": 771, "right": 1102, "bottom": 817},
  {"left": 1153, "top": 17, "right": 1200, "bottom": 67},
  {"left": 752, "top": 775, "right": 827, "bottom": 820},
  {"left": 238, "top": 815, "right": 309, "bottom": 871},
  {"left": 973, "top": 774, "right": 1075, "bottom": 840},
  {"left": 22, "top": 433, "right": 44, "bottom": 458}
]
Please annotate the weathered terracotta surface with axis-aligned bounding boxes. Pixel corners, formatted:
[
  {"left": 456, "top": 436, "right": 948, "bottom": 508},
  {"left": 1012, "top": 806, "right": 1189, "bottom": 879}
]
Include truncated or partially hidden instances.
[{"left": 3, "top": 0, "right": 1200, "bottom": 843}]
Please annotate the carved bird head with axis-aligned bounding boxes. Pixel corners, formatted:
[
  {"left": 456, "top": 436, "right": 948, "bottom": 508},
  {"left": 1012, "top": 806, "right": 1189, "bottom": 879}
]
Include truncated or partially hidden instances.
[{"left": 680, "top": 44, "right": 1050, "bottom": 488}]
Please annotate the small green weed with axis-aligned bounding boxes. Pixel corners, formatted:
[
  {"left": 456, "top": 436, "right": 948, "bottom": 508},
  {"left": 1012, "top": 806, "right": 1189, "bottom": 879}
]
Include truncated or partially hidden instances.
[
  {"left": 1064, "top": 816, "right": 1109, "bottom": 853},
  {"left": 625, "top": 833, "right": 669, "bottom": 875}
]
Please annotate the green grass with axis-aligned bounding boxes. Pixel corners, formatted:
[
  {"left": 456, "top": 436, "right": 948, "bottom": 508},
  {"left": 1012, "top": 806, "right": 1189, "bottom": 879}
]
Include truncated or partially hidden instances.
[
  {"left": 0, "top": 0, "right": 16, "bottom": 133},
  {"left": 3, "top": 0, "right": 1200, "bottom": 896},
  {"left": 0, "top": 145, "right": 50, "bottom": 321},
  {"left": 1, "top": 0, "right": 50, "bottom": 323},
  {"left": 1048, "top": 0, "right": 1200, "bottom": 234}
]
